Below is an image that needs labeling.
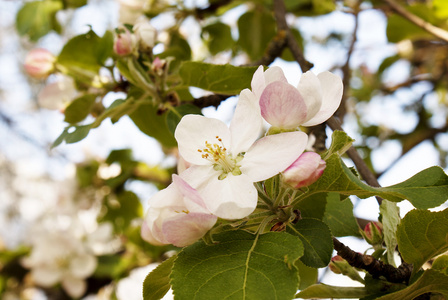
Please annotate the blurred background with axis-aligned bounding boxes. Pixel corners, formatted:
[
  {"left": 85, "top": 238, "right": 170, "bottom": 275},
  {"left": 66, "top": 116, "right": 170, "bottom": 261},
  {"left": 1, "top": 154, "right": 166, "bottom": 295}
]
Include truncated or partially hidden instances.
[{"left": 1, "top": 0, "right": 448, "bottom": 299}]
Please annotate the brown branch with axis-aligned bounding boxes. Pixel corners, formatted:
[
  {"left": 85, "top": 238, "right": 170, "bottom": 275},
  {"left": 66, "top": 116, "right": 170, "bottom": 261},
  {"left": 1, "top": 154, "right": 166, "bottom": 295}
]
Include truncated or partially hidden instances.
[
  {"left": 333, "top": 237, "right": 413, "bottom": 283},
  {"left": 273, "top": 0, "right": 313, "bottom": 72},
  {"left": 383, "top": 0, "right": 448, "bottom": 43},
  {"left": 253, "top": 31, "right": 288, "bottom": 66},
  {"left": 190, "top": 93, "right": 231, "bottom": 109}
]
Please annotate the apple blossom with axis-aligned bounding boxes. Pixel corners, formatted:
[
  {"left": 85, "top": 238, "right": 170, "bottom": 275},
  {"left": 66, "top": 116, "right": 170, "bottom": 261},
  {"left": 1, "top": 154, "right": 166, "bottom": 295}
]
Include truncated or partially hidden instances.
[
  {"left": 37, "top": 75, "right": 77, "bottom": 110},
  {"left": 175, "top": 89, "right": 308, "bottom": 219},
  {"left": 24, "top": 48, "right": 56, "bottom": 79},
  {"left": 114, "top": 26, "right": 138, "bottom": 56},
  {"left": 251, "top": 66, "right": 343, "bottom": 130},
  {"left": 282, "top": 152, "right": 326, "bottom": 188},
  {"left": 133, "top": 18, "right": 157, "bottom": 51},
  {"left": 21, "top": 231, "right": 97, "bottom": 298},
  {"left": 141, "top": 175, "right": 217, "bottom": 247}
]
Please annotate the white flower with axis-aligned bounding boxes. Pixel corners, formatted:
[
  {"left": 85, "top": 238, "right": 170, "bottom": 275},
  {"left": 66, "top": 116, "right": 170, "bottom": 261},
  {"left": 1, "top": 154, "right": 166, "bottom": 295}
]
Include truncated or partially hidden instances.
[
  {"left": 175, "top": 90, "right": 308, "bottom": 219},
  {"left": 133, "top": 18, "right": 157, "bottom": 51},
  {"left": 141, "top": 175, "right": 217, "bottom": 247},
  {"left": 251, "top": 66, "right": 343, "bottom": 129},
  {"left": 37, "top": 75, "right": 77, "bottom": 110},
  {"left": 21, "top": 231, "right": 97, "bottom": 298}
]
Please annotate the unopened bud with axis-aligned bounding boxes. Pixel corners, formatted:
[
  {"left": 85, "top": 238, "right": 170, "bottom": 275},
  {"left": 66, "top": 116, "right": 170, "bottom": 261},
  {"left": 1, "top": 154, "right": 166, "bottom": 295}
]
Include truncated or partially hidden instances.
[
  {"left": 114, "top": 27, "right": 137, "bottom": 56},
  {"left": 329, "top": 255, "right": 345, "bottom": 274},
  {"left": 282, "top": 152, "right": 326, "bottom": 189},
  {"left": 24, "top": 48, "right": 56, "bottom": 79},
  {"left": 152, "top": 57, "right": 166, "bottom": 75},
  {"left": 329, "top": 255, "right": 364, "bottom": 283},
  {"left": 361, "top": 222, "right": 383, "bottom": 246},
  {"left": 133, "top": 18, "right": 157, "bottom": 51}
]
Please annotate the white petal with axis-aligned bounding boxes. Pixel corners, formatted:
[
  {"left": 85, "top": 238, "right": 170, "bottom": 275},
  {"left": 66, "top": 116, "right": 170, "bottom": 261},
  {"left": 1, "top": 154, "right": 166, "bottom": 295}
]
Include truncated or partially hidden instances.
[
  {"left": 172, "top": 174, "right": 209, "bottom": 213},
  {"left": 148, "top": 183, "right": 182, "bottom": 209},
  {"left": 175, "top": 115, "right": 231, "bottom": 166},
  {"left": 297, "top": 71, "right": 323, "bottom": 123},
  {"left": 62, "top": 275, "right": 86, "bottom": 298},
  {"left": 263, "top": 66, "right": 288, "bottom": 85},
  {"left": 260, "top": 82, "right": 307, "bottom": 129},
  {"left": 141, "top": 220, "right": 166, "bottom": 246},
  {"left": 229, "top": 89, "right": 263, "bottom": 155},
  {"left": 32, "top": 267, "right": 62, "bottom": 287},
  {"left": 241, "top": 131, "right": 308, "bottom": 182},
  {"left": 69, "top": 253, "right": 97, "bottom": 279},
  {"left": 162, "top": 212, "right": 217, "bottom": 247},
  {"left": 251, "top": 66, "right": 266, "bottom": 99},
  {"left": 301, "top": 72, "right": 343, "bottom": 126}
]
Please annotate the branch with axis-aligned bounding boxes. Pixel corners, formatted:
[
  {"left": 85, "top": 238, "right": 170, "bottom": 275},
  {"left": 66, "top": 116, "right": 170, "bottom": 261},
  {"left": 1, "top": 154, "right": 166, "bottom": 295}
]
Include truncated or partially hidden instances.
[
  {"left": 333, "top": 237, "right": 413, "bottom": 283},
  {"left": 384, "top": 0, "right": 448, "bottom": 43},
  {"left": 273, "top": 0, "right": 313, "bottom": 72}
]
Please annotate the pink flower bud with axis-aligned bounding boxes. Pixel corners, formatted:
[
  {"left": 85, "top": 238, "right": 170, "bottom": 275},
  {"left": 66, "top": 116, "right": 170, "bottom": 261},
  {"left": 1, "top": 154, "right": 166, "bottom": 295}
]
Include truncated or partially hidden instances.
[
  {"left": 114, "top": 27, "right": 137, "bottom": 56},
  {"left": 362, "top": 222, "right": 383, "bottom": 245},
  {"left": 282, "top": 152, "right": 326, "bottom": 188},
  {"left": 24, "top": 48, "right": 56, "bottom": 79},
  {"left": 329, "top": 255, "right": 344, "bottom": 274}
]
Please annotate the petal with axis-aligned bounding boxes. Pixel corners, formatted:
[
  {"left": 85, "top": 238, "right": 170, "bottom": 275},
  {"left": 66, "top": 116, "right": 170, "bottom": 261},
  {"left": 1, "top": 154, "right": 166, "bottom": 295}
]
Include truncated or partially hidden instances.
[
  {"left": 229, "top": 89, "right": 263, "bottom": 155},
  {"left": 175, "top": 115, "right": 231, "bottom": 166},
  {"left": 296, "top": 71, "right": 323, "bottom": 123},
  {"left": 69, "top": 253, "right": 97, "bottom": 279},
  {"left": 241, "top": 131, "right": 308, "bottom": 182},
  {"left": 172, "top": 174, "right": 209, "bottom": 213},
  {"left": 141, "top": 219, "right": 166, "bottom": 246},
  {"left": 200, "top": 174, "right": 258, "bottom": 219},
  {"left": 31, "top": 267, "right": 62, "bottom": 286},
  {"left": 260, "top": 82, "right": 308, "bottom": 129},
  {"left": 62, "top": 275, "right": 86, "bottom": 298},
  {"left": 148, "top": 183, "right": 182, "bottom": 209},
  {"left": 251, "top": 66, "right": 287, "bottom": 99},
  {"left": 263, "top": 66, "right": 288, "bottom": 85},
  {"left": 162, "top": 212, "right": 217, "bottom": 247},
  {"left": 301, "top": 71, "right": 343, "bottom": 126}
]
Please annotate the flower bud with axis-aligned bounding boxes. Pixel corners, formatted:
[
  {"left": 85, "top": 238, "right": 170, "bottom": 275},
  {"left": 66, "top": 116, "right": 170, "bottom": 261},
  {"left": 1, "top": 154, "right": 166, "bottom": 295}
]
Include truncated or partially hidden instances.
[
  {"left": 328, "top": 255, "right": 345, "bottom": 274},
  {"left": 282, "top": 152, "right": 326, "bottom": 188},
  {"left": 114, "top": 27, "right": 137, "bottom": 56},
  {"left": 24, "top": 48, "right": 56, "bottom": 79},
  {"left": 361, "top": 222, "right": 383, "bottom": 246},
  {"left": 329, "top": 255, "right": 364, "bottom": 283},
  {"left": 133, "top": 18, "right": 157, "bottom": 51}
]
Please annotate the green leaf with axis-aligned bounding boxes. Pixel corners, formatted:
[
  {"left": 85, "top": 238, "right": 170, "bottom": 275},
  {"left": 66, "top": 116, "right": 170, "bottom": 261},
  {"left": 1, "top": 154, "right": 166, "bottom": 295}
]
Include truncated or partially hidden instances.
[
  {"left": 434, "top": 0, "right": 448, "bottom": 18},
  {"left": 64, "top": 94, "right": 97, "bottom": 124},
  {"left": 432, "top": 255, "right": 448, "bottom": 275},
  {"left": 166, "top": 104, "right": 202, "bottom": 134},
  {"left": 171, "top": 231, "right": 303, "bottom": 300},
  {"left": 376, "top": 269, "right": 448, "bottom": 299},
  {"left": 16, "top": 1, "right": 63, "bottom": 41},
  {"left": 202, "top": 22, "right": 234, "bottom": 55},
  {"left": 386, "top": 4, "right": 441, "bottom": 43},
  {"left": 295, "top": 192, "right": 327, "bottom": 220},
  {"left": 323, "top": 130, "right": 354, "bottom": 159},
  {"left": 129, "top": 102, "right": 177, "bottom": 148},
  {"left": 306, "top": 154, "right": 448, "bottom": 210},
  {"left": 397, "top": 209, "right": 448, "bottom": 273},
  {"left": 379, "top": 200, "right": 401, "bottom": 266},
  {"left": 237, "top": 10, "right": 276, "bottom": 61},
  {"left": 57, "top": 30, "right": 112, "bottom": 74},
  {"left": 296, "top": 283, "right": 371, "bottom": 299},
  {"left": 52, "top": 124, "right": 92, "bottom": 148},
  {"left": 295, "top": 260, "right": 318, "bottom": 290},
  {"left": 100, "top": 191, "right": 143, "bottom": 233},
  {"left": 143, "top": 256, "right": 176, "bottom": 300},
  {"left": 63, "top": 0, "right": 88, "bottom": 9},
  {"left": 179, "top": 62, "right": 259, "bottom": 95},
  {"left": 287, "top": 218, "right": 333, "bottom": 268},
  {"left": 323, "top": 193, "right": 360, "bottom": 237}
]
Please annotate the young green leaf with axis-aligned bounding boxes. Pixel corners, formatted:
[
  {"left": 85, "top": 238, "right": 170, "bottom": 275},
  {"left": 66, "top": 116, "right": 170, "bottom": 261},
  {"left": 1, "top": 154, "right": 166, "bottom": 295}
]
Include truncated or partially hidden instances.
[
  {"left": 323, "top": 193, "right": 360, "bottom": 237},
  {"left": 179, "top": 62, "right": 259, "bottom": 95},
  {"left": 64, "top": 94, "right": 97, "bottom": 124},
  {"left": 171, "top": 231, "right": 303, "bottom": 300},
  {"left": 296, "top": 283, "right": 371, "bottom": 299},
  {"left": 379, "top": 200, "right": 401, "bottom": 266},
  {"left": 143, "top": 256, "right": 176, "bottom": 300},
  {"left": 52, "top": 124, "right": 92, "bottom": 148},
  {"left": 397, "top": 209, "right": 448, "bottom": 274}
]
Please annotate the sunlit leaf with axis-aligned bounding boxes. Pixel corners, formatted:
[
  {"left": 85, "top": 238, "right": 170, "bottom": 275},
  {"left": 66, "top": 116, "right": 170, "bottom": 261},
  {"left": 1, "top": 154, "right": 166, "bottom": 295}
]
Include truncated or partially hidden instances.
[
  {"left": 16, "top": 1, "right": 62, "bottom": 41},
  {"left": 64, "top": 94, "right": 97, "bottom": 124},
  {"left": 143, "top": 256, "right": 176, "bottom": 300}
]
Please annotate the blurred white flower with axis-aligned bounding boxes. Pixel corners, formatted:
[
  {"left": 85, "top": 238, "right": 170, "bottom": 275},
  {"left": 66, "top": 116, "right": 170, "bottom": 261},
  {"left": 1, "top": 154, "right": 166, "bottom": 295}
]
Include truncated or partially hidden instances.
[{"left": 37, "top": 75, "right": 77, "bottom": 110}]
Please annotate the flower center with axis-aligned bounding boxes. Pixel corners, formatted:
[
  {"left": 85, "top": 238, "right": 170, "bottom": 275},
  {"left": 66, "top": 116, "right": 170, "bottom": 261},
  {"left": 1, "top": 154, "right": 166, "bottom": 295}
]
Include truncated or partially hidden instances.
[{"left": 197, "top": 136, "right": 243, "bottom": 179}]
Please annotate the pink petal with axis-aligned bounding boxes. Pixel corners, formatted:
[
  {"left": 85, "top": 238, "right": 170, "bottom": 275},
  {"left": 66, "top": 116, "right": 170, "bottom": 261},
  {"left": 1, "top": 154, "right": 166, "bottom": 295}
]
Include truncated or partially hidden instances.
[
  {"left": 172, "top": 174, "right": 209, "bottom": 213},
  {"left": 229, "top": 89, "right": 263, "bottom": 155},
  {"left": 260, "top": 81, "right": 308, "bottom": 129},
  {"left": 301, "top": 72, "right": 343, "bottom": 126},
  {"left": 162, "top": 212, "right": 217, "bottom": 247},
  {"left": 241, "top": 131, "right": 308, "bottom": 182},
  {"left": 175, "top": 115, "right": 231, "bottom": 166},
  {"left": 251, "top": 66, "right": 287, "bottom": 99}
]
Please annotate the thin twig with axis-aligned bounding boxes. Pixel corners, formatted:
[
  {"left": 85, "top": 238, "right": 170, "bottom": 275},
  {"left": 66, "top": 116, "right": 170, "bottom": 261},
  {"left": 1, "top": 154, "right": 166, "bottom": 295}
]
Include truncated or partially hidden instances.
[{"left": 384, "top": 0, "right": 448, "bottom": 42}]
